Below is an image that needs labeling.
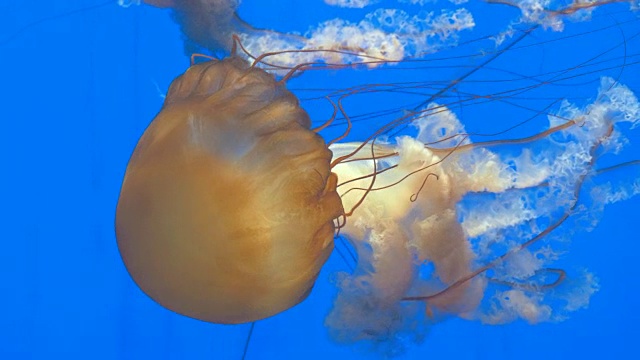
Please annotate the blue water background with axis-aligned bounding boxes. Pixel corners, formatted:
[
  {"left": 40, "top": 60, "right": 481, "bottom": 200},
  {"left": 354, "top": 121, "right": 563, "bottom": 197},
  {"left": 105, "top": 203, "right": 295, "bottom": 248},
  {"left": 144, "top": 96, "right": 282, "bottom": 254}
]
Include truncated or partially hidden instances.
[{"left": 1, "top": 1, "right": 639, "bottom": 359}]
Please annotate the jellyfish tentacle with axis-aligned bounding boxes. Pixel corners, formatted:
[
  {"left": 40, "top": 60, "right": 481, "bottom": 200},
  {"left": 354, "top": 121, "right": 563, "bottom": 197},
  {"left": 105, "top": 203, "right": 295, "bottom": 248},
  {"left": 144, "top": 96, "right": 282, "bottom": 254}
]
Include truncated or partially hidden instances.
[
  {"left": 190, "top": 53, "right": 217, "bottom": 66},
  {"left": 312, "top": 97, "right": 338, "bottom": 133},
  {"left": 488, "top": 268, "right": 567, "bottom": 291}
]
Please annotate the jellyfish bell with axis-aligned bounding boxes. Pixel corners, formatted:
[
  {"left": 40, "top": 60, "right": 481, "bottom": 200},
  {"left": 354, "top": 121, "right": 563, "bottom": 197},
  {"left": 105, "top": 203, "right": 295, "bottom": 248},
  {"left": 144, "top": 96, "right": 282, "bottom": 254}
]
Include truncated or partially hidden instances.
[{"left": 115, "top": 57, "right": 344, "bottom": 324}]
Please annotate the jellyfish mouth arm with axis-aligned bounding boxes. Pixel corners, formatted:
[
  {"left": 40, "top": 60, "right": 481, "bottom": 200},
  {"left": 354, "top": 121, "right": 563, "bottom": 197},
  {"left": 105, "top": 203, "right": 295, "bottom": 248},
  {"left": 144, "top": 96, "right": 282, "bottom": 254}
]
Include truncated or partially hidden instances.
[
  {"left": 405, "top": 122, "right": 616, "bottom": 305},
  {"left": 412, "top": 75, "right": 640, "bottom": 305},
  {"left": 328, "top": 139, "right": 483, "bottom": 319},
  {"left": 328, "top": 75, "right": 639, "bottom": 332}
]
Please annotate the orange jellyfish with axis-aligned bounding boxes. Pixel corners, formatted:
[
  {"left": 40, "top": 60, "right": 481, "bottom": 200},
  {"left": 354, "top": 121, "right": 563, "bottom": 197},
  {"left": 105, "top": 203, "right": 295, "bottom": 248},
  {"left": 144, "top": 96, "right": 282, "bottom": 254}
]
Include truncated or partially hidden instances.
[{"left": 116, "top": 0, "right": 640, "bottom": 351}]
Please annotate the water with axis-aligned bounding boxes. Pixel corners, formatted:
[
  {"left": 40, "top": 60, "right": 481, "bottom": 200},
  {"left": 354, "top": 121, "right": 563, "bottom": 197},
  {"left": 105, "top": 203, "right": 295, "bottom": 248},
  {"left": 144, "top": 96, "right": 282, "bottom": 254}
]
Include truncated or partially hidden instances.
[{"left": 1, "top": 1, "right": 639, "bottom": 359}]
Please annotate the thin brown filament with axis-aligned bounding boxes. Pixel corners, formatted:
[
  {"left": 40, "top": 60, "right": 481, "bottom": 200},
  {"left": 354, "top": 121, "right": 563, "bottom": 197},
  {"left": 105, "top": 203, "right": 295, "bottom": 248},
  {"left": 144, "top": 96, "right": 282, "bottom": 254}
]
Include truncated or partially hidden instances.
[
  {"left": 230, "top": 34, "right": 238, "bottom": 57},
  {"left": 430, "top": 119, "right": 578, "bottom": 156},
  {"left": 334, "top": 214, "right": 347, "bottom": 237},
  {"left": 595, "top": 159, "right": 640, "bottom": 175},
  {"left": 410, "top": 173, "right": 440, "bottom": 202},
  {"left": 190, "top": 53, "right": 217, "bottom": 66},
  {"left": 327, "top": 96, "right": 353, "bottom": 147},
  {"left": 412, "top": 91, "right": 574, "bottom": 149},
  {"left": 312, "top": 97, "right": 338, "bottom": 133},
  {"left": 549, "top": 0, "right": 628, "bottom": 16},
  {"left": 231, "top": 34, "right": 259, "bottom": 63}
]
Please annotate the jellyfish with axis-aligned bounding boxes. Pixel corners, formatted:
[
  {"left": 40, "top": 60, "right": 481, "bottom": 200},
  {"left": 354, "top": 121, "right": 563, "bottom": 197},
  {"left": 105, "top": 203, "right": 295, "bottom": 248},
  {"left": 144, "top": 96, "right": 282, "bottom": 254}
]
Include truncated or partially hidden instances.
[{"left": 116, "top": 0, "right": 640, "bottom": 353}]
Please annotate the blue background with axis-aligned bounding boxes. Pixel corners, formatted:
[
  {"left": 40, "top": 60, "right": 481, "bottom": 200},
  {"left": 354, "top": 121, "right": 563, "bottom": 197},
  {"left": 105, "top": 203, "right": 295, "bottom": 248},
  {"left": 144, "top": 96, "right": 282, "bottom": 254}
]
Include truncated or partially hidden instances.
[{"left": 1, "top": 1, "right": 639, "bottom": 359}]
